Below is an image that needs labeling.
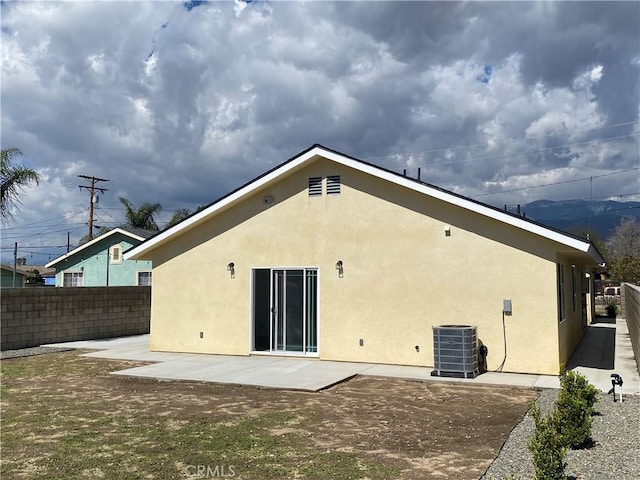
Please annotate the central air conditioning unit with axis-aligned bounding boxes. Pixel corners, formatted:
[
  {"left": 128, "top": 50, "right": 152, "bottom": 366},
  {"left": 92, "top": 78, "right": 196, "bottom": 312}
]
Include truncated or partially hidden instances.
[{"left": 431, "top": 325, "right": 479, "bottom": 378}]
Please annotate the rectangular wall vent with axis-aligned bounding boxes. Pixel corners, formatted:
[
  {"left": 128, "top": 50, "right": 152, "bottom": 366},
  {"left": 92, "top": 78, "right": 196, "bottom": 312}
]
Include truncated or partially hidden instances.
[
  {"left": 308, "top": 177, "right": 322, "bottom": 196},
  {"left": 326, "top": 175, "right": 341, "bottom": 195}
]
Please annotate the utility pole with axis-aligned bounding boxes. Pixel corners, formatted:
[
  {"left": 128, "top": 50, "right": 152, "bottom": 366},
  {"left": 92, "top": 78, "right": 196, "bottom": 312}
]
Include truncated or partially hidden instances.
[{"left": 78, "top": 175, "right": 110, "bottom": 241}]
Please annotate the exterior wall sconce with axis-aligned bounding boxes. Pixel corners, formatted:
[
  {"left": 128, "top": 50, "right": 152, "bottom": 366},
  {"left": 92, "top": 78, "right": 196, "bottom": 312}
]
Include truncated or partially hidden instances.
[
  {"left": 444, "top": 225, "right": 451, "bottom": 237},
  {"left": 227, "top": 262, "right": 235, "bottom": 278},
  {"left": 335, "top": 260, "right": 343, "bottom": 278}
]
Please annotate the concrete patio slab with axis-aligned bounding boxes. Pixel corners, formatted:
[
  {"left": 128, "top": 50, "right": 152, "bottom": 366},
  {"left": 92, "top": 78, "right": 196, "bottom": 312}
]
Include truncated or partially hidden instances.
[
  {"left": 108, "top": 351, "right": 374, "bottom": 391},
  {"left": 42, "top": 315, "right": 640, "bottom": 393}
]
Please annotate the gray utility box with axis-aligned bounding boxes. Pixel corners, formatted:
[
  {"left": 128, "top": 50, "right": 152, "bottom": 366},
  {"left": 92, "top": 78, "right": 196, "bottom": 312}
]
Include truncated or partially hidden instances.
[{"left": 431, "top": 325, "right": 479, "bottom": 379}]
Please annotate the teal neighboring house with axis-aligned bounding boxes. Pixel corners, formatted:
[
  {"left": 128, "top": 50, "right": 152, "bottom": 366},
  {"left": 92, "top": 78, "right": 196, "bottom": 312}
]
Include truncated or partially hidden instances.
[{"left": 46, "top": 228, "right": 154, "bottom": 287}]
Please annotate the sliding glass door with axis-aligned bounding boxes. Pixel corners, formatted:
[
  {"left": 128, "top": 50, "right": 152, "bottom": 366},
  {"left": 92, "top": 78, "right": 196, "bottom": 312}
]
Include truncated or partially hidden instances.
[{"left": 253, "top": 268, "right": 318, "bottom": 354}]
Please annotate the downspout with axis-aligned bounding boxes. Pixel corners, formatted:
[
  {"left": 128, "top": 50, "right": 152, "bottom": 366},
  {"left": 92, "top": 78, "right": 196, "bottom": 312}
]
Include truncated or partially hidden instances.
[{"left": 106, "top": 247, "right": 110, "bottom": 287}]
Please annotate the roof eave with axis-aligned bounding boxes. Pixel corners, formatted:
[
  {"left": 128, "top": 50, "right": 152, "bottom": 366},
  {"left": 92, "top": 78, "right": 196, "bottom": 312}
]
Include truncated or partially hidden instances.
[
  {"left": 124, "top": 144, "right": 605, "bottom": 263},
  {"left": 47, "top": 228, "right": 145, "bottom": 268}
]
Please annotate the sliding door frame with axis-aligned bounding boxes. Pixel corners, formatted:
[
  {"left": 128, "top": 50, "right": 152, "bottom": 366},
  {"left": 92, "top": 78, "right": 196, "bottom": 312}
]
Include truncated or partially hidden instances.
[{"left": 250, "top": 266, "right": 320, "bottom": 357}]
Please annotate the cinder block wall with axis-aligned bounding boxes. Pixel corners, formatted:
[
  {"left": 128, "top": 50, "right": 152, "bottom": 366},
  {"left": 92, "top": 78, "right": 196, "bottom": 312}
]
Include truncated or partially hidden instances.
[
  {"left": 621, "top": 283, "right": 640, "bottom": 377},
  {"left": 1, "top": 287, "right": 150, "bottom": 351}
]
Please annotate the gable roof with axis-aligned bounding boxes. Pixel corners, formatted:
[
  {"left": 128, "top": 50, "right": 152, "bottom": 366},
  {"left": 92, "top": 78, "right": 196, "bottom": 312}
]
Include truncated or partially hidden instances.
[
  {"left": 15, "top": 265, "right": 56, "bottom": 277},
  {"left": 1, "top": 265, "right": 30, "bottom": 278},
  {"left": 46, "top": 227, "right": 151, "bottom": 268},
  {"left": 125, "top": 144, "right": 605, "bottom": 265}
]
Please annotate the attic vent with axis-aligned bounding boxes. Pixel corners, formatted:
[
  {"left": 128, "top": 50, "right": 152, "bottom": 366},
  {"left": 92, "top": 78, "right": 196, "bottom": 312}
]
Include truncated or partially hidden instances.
[
  {"left": 308, "top": 177, "right": 322, "bottom": 197},
  {"left": 326, "top": 175, "right": 341, "bottom": 195},
  {"left": 110, "top": 245, "right": 122, "bottom": 264}
]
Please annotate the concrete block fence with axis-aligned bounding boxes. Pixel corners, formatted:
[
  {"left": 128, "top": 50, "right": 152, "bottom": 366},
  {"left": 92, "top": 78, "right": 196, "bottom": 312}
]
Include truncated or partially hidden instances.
[
  {"left": 621, "top": 283, "right": 640, "bottom": 377},
  {"left": 1, "top": 286, "right": 150, "bottom": 351}
]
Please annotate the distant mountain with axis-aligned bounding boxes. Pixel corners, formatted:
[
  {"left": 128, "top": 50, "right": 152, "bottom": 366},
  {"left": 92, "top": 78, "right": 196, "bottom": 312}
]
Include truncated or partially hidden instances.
[{"left": 516, "top": 199, "right": 640, "bottom": 241}]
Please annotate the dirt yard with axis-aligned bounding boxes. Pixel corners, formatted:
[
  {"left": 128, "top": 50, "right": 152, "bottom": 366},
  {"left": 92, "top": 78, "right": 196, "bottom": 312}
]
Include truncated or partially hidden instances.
[{"left": 1, "top": 351, "right": 537, "bottom": 479}]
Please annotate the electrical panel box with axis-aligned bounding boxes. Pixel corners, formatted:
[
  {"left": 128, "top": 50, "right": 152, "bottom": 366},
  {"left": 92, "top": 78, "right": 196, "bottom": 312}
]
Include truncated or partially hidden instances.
[{"left": 503, "top": 299, "right": 512, "bottom": 315}]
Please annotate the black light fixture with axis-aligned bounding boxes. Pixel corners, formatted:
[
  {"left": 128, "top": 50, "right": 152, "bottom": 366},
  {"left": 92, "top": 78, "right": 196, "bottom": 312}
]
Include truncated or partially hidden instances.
[
  {"left": 227, "top": 262, "right": 235, "bottom": 278},
  {"left": 335, "top": 260, "right": 343, "bottom": 277}
]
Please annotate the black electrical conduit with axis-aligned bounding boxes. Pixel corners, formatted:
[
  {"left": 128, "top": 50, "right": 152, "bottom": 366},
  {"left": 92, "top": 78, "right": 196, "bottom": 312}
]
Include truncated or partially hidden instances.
[{"left": 491, "top": 310, "right": 508, "bottom": 372}]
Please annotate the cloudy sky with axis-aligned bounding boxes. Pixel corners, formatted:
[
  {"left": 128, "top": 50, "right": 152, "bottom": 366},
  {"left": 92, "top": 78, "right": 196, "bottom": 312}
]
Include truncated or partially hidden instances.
[{"left": 2, "top": 0, "right": 639, "bottom": 264}]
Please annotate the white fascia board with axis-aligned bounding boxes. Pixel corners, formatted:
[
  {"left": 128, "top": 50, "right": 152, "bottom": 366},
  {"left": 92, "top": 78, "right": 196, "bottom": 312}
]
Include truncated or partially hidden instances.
[
  {"left": 46, "top": 228, "right": 145, "bottom": 268},
  {"left": 125, "top": 145, "right": 598, "bottom": 263}
]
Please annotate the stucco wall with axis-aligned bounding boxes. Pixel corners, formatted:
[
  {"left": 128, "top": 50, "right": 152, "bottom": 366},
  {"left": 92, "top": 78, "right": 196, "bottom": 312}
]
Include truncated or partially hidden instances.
[
  {"left": 1, "top": 286, "right": 150, "bottom": 350},
  {"left": 145, "top": 159, "right": 593, "bottom": 375},
  {"left": 54, "top": 233, "right": 152, "bottom": 286}
]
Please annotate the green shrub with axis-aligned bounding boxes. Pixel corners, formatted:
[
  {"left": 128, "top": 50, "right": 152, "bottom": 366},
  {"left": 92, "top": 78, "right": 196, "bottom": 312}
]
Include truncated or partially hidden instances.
[
  {"left": 555, "top": 370, "right": 599, "bottom": 448},
  {"left": 528, "top": 402, "right": 567, "bottom": 480}
]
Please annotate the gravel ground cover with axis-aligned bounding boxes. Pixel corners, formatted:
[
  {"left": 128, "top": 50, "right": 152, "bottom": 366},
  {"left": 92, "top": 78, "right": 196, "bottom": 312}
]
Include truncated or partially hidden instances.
[
  {"left": 482, "top": 389, "right": 640, "bottom": 480},
  {"left": 1, "top": 346, "right": 71, "bottom": 359}
]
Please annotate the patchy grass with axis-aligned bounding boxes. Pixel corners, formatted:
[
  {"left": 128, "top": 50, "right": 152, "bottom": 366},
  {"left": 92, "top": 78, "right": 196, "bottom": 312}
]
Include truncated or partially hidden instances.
[{"left": 1, "top": 351, "right": 537, "bottom": 479}]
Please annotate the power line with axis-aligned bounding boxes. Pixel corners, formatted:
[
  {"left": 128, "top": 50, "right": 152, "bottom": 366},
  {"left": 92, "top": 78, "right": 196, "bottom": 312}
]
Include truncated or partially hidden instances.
[
  {"left": 0, "top": 210, "right": 86, "bottom": 230},
  {"left": 394, "top": 133, "right": 639, "bottom": 171},
  {"left": 364, "top": 120, "right": 640, "bottom": 164},
  {"left": 95, "top": 206, "right": 122, "bottom": 225},
  {"left": 1, "top": 246, "right": 70, "bottom": 251},
  {"left": 472, "top": 167, "right": 640, "bottom": 198},
  {"left": 1, "top": 224, "right": 86, "bottom": 241},
  {"left": 502, "top": 192, "right": 640, "bottom": 208}
]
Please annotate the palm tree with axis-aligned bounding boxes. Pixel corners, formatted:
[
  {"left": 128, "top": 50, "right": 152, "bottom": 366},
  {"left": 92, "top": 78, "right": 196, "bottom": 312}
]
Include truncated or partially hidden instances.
[
  {"left": 164, "top": 204, "right": 208, "bottom": 230},
  {"left": 165, "top": 208, "right": 192, "bottom": 229},
  {"left": 1, "top": 148, "right": 41, "bottom": 224},
  {"left": 119, "top": 197, "right": 162, "bottom": 231}
]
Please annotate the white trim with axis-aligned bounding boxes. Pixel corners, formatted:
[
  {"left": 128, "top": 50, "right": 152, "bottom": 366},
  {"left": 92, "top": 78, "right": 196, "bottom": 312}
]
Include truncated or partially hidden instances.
[
  {"left": 250, "top": 351, "right": 320, "bottom": 358},
  {"left": 124, "top": 145, "right": 604, "bottom": 265},
  {"left": 47, "top": 228, "right": 146, "bottom": 268}
]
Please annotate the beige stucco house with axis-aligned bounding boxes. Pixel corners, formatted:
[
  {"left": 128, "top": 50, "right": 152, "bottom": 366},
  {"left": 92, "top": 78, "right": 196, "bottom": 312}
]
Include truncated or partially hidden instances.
[{"left": 126, "top": 145, "right": 605, "bottom": 375}]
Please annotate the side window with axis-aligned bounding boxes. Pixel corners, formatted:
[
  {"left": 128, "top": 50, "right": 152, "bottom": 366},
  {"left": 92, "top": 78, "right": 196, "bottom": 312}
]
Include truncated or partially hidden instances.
[
  {"left": 557, "top": 264, "right": 565, "bottom": 322},
  {"left": 137, "top": 271, "right": 152, "bottom": 286},
  {"left": 572, "top": 265, "right": 578, "bottom": 312},
  {"left": 63, "top": 272, "right": 84, "bottom": 287}
]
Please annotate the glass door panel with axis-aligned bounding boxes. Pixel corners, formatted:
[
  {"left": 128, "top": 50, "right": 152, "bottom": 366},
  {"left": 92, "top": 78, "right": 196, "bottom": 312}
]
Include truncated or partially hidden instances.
[
  {"left": 285, "top": 270, "right": 304, "bottom": 352},
  {"left": 253, "top": 269, "right": 271, "bottom": 351}
]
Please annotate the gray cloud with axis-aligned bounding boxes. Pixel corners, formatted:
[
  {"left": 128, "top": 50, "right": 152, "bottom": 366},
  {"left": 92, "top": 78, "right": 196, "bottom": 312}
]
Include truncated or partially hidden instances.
[{"left": 1, "top": 1, "right": 638, "bottom": 263}]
